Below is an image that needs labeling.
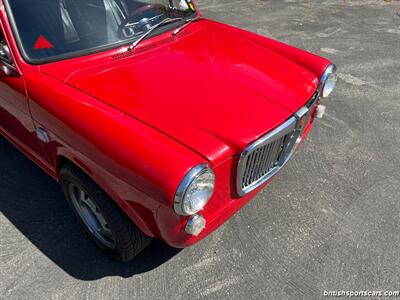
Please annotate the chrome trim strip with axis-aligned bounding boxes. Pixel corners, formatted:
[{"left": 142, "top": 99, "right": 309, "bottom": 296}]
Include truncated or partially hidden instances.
[{"left": 35, "top": 127, "right": 50, "bottom": 143}]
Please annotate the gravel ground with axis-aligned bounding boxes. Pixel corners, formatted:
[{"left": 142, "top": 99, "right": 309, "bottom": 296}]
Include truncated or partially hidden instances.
[{"left": 1, "top": 0, "right": 400, "bottom": 299}]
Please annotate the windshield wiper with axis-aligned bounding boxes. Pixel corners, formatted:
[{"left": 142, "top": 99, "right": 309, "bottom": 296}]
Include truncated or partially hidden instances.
[
  {"left": 128, "top": 17, "right": 183, "bottom": 51},
  {"left": 172, "top": 16, "right": 203, "bottom": 36}
]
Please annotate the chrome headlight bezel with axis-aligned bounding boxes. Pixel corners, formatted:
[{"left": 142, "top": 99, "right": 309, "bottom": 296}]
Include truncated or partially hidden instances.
[
  {"left": 318, "top": 64, "right": 337, "bottom": 98},
  {"left": 174, "top": 164, "right": 215, "bottom": 216}
]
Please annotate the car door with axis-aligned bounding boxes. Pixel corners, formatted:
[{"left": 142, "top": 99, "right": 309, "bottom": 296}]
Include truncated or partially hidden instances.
[{"left": 0, "top": 20, "right": 46, "bottom": 163}]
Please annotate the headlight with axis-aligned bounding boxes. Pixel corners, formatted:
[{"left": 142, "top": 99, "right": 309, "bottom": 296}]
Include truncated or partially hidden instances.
[
  {"left": 319, "top": 64, "right": 337, "bottom": 98},
  {"left": 174, "top": 164, "right": 215, "bottom": 216}
]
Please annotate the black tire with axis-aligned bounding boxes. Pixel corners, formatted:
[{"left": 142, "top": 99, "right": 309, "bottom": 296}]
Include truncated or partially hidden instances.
[{"left": 59, "top": 163, "right": 152, "bottom": 262}]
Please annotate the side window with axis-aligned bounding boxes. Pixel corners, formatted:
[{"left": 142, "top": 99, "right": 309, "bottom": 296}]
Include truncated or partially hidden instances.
[{"left": 0, "top": 30, "right": 14, "bottom": 65}]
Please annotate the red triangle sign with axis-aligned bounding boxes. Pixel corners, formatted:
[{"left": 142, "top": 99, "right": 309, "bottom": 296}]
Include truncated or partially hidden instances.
[{"left": 34, "top": 35, "right": 54, "bottom": 49}]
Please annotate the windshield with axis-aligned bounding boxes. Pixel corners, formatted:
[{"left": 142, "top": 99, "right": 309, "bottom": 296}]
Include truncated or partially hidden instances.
[{"left": 6, "top": 0, "right": 197, "bottom": 63}]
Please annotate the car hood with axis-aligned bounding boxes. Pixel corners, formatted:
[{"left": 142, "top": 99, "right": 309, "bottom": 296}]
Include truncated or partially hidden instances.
[{"left": 41, "top": 21, "right": 318, "bottom": 164}]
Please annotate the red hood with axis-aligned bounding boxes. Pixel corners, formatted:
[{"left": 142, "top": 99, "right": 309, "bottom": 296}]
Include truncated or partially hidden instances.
[{"left": 41, "top": 20, "right": 319, "bottom": 164}]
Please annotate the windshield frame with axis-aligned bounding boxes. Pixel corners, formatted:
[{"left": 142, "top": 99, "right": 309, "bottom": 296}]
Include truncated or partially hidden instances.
[{"left": 3, "top": 0, "right": 198, "bottom": 65}]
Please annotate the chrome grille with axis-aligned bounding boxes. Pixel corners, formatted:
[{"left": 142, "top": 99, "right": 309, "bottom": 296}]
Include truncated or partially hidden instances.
[
  {"left": 242, "top": 134, "right": 289, "bottom": 189},
  {"left": 237, "top": 93, "right": 318, "bottom": 196}
]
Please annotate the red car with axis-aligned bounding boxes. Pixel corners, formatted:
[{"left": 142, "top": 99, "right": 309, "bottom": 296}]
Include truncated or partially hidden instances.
[{"left": 0, "top": 0, "right": 337, "bottom": 261}]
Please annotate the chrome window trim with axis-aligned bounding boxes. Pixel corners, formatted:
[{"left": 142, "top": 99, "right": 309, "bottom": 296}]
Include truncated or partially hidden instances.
[{"left": 236, "top": 93, "right": 319, "bottom": 197}]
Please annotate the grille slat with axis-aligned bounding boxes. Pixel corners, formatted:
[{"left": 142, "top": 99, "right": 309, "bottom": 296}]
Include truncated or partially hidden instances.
[
  {"left": 244, "top": 151, "right": 256, "bottom": 186},
  {"left": 251, "top": 149, "right": 261, "bottom": 183},
  {"left": 247, "top": 150, "right": 257, "bottom": 185},
  {"left": 237, "top": 92, "right": 319, "bottom": 196},
  {"left": 254, "top": 147, "right": 267, "bottom": 181},
  {"left": 266, "top": 140, "right": 278, "bottom": 171},
  {"left": 243, "top": 157, "right": 250, "bottom": 186},
  {"left": 270, "top": 137, "right": 283, "bottom": 168},
  {"left": 252, "top": 150, "right": 260, "bottom": 183},
  {"left": 260, "top": 145, "right": 270, "bottom": 174},
  {"left": 261, "top": 143, "right": 273, "bottom": 176}
]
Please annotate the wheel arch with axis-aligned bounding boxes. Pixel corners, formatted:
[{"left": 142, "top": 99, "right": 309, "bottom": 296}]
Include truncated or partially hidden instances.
[{"left": 55, "top": 152, "right": 157, "bottom": 238}]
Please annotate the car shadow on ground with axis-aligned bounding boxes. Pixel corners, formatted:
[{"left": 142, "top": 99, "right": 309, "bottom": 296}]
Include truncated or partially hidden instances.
[{"left": 0, "top": 136, "right": 181, "bottom": 280}]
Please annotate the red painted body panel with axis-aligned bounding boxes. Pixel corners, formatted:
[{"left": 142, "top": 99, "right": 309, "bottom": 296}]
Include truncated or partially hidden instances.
[
  {"left": 0, "top": 1, "right": 332, "bottom": 247},
  {"left": 40, "top": 20, "right": 320, "bottom": 163}
]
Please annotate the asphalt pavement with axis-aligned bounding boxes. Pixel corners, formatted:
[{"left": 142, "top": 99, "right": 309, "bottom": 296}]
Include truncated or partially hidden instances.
[{"left": 1, "top": 0, "right": 400, "bottom": 299}]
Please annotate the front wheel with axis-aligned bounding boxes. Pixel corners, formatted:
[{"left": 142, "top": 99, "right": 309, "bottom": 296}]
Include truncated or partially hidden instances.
[{"left": 60, "top": 163, "right": 152, "bottom": 261}]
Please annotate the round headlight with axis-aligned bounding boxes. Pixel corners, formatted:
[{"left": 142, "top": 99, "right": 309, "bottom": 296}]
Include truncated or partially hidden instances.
[
  {"left": 319, "top": 64, "right": 337, "bottom": 98},
  {"left": 174, "top": 164, "right": 215, "bottom": 216}
]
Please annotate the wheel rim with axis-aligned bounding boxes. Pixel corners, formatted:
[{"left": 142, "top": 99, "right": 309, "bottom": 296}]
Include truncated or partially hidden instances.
[{"left": 68, "top": 183, "right": 116, "bottom": 249}]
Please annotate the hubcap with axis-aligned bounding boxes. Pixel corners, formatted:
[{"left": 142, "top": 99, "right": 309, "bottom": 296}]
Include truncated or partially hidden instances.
[{"left": 68, "top": 183, "right": 116, "bottom": 249}]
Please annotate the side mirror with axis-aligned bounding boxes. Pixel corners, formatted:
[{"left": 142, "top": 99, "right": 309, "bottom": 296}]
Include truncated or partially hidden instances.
[
  {"left": 0, "top": 42, "right": 13, "bottom": 65},
  {"left": 0, "top": 41, "right": 20, "bottom": 78},
  {"left": 0, "top": 60, "right": 20, "bottom": 78}
]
